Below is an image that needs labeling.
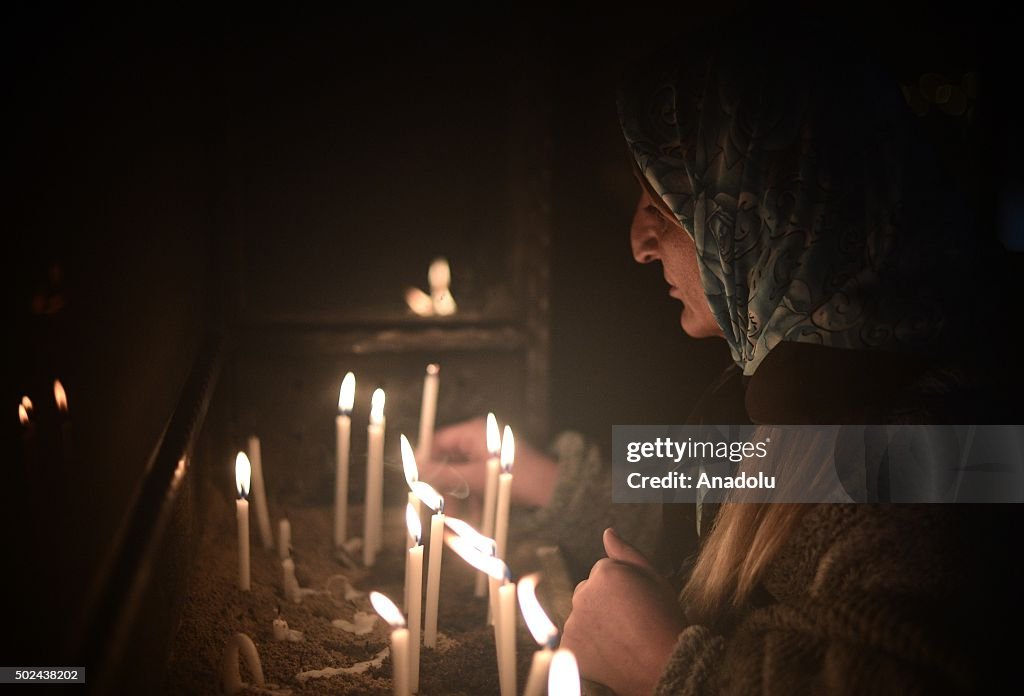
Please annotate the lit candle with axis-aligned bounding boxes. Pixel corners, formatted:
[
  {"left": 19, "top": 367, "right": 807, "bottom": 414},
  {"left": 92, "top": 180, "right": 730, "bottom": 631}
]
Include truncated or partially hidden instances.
[
  {"left": 405, "top": 504, "right": 423, "bottom": 693},
  {"left": 518, "top": 573, "right": 559, "bottom": 696},
  {"left": 446, "top": 534, "right": 516, "bottom": 696},
  {"left": 548, "top": 648, "right": 581, "bottom": 696},
  {"left": 221, "top": 632, "right": 265, "bottom": 695},
  {"left": 428, "top": 257, "right": 457, "bottom": 316},
  {"left": 247, "top": 435, "right": 273, "bottom": 550},
  {"left": 335, "top": 372, "right": 355, "bottom": 547},
  {"left": 370, "top": 591, "right": 410, "bottom": 696},
  {"left": 400, "top": 433, "right": 423, "bottom": 535},
  {"left": 235, "top": 452, "right": 251, "bottom": 591},
  {"left": 400, "top": 435, "right": 421, "bottom": 613},
  {"left": 411, "top": 480, "right": 444, "bottom": 648},
  {"left": 417, "top": 363, "right": 440, "bottom": 462},
  {"left": 495, "top": 426, "right": 515, "bottom": 563},
  {"left": 53, "top": 378, "right": 72, "bottom": 460},
  {"left": 476, "top": 413, "right": 501, "bottom": 597},
  {"left": 278, "top": 517, "right": 291, "bottom": 560},
  {"left": 364, "top": 387, "right": 386, "bottom": 566}
]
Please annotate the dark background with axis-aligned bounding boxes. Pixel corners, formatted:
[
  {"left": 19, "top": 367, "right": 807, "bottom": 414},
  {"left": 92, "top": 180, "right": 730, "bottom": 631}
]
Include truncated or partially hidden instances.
[{"left": 3, "top": 2, "right": 1017, "bottom": 685}]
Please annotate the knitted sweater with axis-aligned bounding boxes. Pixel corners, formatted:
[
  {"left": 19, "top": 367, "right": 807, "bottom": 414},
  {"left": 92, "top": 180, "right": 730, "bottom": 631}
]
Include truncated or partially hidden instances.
[{"left": 654, "top": 504, "right": 1009, "bottom": 695}]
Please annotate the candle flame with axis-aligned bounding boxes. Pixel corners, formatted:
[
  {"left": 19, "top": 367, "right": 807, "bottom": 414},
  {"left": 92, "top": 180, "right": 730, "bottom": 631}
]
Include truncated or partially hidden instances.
[
  {"left": 410, "top": 480, "right": 444, "bottom": 514},
  {"left": 486, "top": 413, "right": 500, "bottom": 456},
  {"left": 369, "top": 591, "right": 406, "bottom": 628},
  {"left": 370, "top": 388, "right": 386, "bottom": 424},
  {"left": 445, "top": 533, "right": 508, "bottom": 581},
  {"left": 400, "top": 433, "right": 418, "bottom": 486},
  {"left": 19, "top": 404, "right": 30, "bottom": 425},
  {"left": 500, "top": 425, "right": 515, "bottom": 474},
  {"left": 517, "top": 573, "right": 558, "bottom": 647},
  {"left": 444, "top": 516, "right": 496, "bottom": 556},
  {"left": 406, "top": 502, "right": 422, "bottom": 544},
  {"left": 235, "top": 451, "right": 251, "bottom": 499},
  {"left": 54, "top": 379, "right": 68, "bottom": 412},
  {"left": 21, "top": 396, "right": 33, "bottom": 412},
  {"left": 338, "top": 372, "right": 355, "bottom": 414},
  {"left": 428, "top": 257, "right": 451, "bottom": 291},
  {"left": 548, "top": 649, "right": 581, "bottom": 696},
  {"left": 405, "top": 287, "right": 434, "bottom": 316}
]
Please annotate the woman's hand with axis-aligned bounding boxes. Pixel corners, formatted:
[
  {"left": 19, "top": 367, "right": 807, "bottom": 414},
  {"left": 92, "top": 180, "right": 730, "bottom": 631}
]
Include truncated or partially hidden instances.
[
  {"left": 562, "top": 528, "right": 683, "bottom": 696},
  {"left": 419, "top": 416, "right": 560, "bottom": 509}
]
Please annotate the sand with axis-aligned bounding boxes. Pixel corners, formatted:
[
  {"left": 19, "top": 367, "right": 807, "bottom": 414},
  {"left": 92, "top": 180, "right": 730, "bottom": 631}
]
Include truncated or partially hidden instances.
[{"left": 164, "top": 480, "right": 569, "bottom": 695}]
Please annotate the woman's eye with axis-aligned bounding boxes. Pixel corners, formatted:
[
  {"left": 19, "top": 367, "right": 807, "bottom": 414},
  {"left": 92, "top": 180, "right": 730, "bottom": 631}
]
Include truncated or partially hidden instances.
[{"left": 646, "top": 204, "right": 664, "bottom": 218}]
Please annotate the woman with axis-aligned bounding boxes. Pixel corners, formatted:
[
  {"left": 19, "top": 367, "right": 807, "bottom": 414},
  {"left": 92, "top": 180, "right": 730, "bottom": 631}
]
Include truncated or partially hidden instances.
[{"left": 427, "top": 14, "right": 1019, "bottom": 695}]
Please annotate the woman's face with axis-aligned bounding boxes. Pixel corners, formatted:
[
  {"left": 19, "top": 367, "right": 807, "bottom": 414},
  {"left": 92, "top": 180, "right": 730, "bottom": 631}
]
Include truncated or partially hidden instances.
[{"left": 630, "top": 185, "right": 724, "bottom": 339}]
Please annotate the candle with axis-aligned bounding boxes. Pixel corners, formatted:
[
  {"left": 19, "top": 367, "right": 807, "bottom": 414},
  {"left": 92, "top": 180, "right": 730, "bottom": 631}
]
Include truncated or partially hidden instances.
[
  {"left": 548, "top": 648, "right": 581, "bottom": 696},
  {"left": 518, "top": 573, "right": 559, "bottom": 696},
  {"left": 400, "top": 433, "right": 423, "bottom": 531},
  {"left": 405, "top": 504, "right": 423, "bottom": 693},
  {"left": 53, "top": 378, "right": 72, "bottom": 460},
  {"left": 417, "top": 363, "right": 440, "bottom": 461},
  {"left": 335, "top": 372, "right": 355, "bottom": 547},
  {"left": 411, "top": 480, "right": 445, "bottom": 648},
  {"left": 247, "top": 435, "right": 273, "bottom": 550},
  {"left": 235, "top": 452, "right": 251, "bottom": 591},
  {"left": 364, "top": 388, "right": 386, "bottom": 566},
  {"left": 428, "top": 257, "right": 457, "bottom": 316},
  {"left": 278, "top": 517, "right": 291, "bottom": 560},
  {"left": 495, "top": 426, "right": 514, "bottom": 562},
  {"left": 476, "top": 413, "right": 502, "bottom": 597},
  {"left": 370, "top": 592, "right": 410, "bottom": 696},
  {"left": 272, "top": 617, "right": 289, "bottom": 641},
  {"left": 282, "top": 557, "right": 301, "bottom": 603},
  {"left": 221, "top": 632, "right": 265, "bottom": 695},
  {"left": 446, "top": 534, "right": 516, "bottom": 696}
]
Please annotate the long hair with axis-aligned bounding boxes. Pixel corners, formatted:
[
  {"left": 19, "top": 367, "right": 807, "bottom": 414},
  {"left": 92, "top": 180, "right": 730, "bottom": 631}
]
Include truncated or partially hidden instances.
[{"left": 681, "top": 427, "right": 846, "bottom": 623}]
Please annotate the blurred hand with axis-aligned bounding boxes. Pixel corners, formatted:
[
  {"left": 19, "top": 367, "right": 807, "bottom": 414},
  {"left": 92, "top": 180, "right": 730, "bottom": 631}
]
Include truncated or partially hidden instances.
[
  {"left": 419, "top": 416, "right": 560, "bottom": 508},
  {"left": 562, "top": 528, "right": 683, "bottom": 696}
]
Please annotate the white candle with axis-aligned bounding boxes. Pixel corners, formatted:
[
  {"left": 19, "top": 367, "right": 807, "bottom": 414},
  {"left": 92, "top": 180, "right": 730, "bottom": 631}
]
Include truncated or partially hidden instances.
[
  {"left": 411, "top": 480, "right": 445, "bottom": 648},
  {"left": 406, "top": 505, "right": 424, "bottom": 693},
  {"left": 235, "top": 452, "right": 252, "bottom": 591},
  {"left": 247, "top": 435, "right": 273, "bottom": 550},
  {"left": 497, "top": 581, "right": 517, "bottom": 696},
  {"left": 221, "top": 632, "right": 265, "bottom": 695},
  {"left": 335, "top": 372, "right": 355, "bottom": 547},
  {"left": 445, "top": 535, "right": 515, "bottom": 696},
  {"left": 417, "top": 363, "right": 440, "bottom": 461},
  {"left": 278, "top": 517, "right": 291, "bottom": 560},
  {"left": 476, "top": 413, "right": 501, "bottom": 597},
  {"left": 364, "top": 388, "right": 386, "bottom": 566},
  {"left": 548, "top": 648, "right": 581, "bottom": 696},
  {"left": 494, "top": 426, "right": 515, "bottom": 563},
  {"left": 518, "top": 573, "right": 559, "bottom": 696},
  {"left": 282, "top": 557, "right": 301, "bottom": 603},
  {"left": 400, "top": 435, "right": 424, "bottom": 611},
  {"left": 370, "top": 592, "right": 410, "bottom": 696},
  {"left": 272, "top": 617, "right": 289, "bottom": 641}
]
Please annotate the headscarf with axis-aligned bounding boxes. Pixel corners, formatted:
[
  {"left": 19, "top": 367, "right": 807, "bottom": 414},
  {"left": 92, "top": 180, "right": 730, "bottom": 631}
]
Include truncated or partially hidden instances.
[{"left": 618, "top": 17, "right": 980, "bottom": 376}]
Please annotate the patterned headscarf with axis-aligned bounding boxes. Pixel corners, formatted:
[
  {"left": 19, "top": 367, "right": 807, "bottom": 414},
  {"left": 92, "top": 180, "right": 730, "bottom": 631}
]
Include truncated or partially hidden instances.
[{"left": 618, "top": 19, "right": 976, "bottom": 375}]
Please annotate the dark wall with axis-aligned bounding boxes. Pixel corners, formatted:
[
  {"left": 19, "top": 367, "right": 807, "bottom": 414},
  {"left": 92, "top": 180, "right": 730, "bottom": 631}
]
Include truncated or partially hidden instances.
[{"left": 6, "top": 7, "right": 217, "bottom": 663}]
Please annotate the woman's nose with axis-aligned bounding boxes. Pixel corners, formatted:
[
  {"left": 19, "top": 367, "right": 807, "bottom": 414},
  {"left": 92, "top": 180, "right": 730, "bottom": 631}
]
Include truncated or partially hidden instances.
[{"left": 630, "top": 197, "right": 660, "bottom": 264}]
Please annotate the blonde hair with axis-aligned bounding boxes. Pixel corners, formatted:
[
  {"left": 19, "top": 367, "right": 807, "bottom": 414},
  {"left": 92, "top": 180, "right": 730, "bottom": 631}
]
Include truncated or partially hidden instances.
[{"left": 682, "top": 426, "right": 844, "bottom": 623}]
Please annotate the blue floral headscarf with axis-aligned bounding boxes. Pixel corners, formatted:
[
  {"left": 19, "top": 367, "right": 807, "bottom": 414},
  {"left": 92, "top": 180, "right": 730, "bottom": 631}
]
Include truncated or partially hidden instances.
[{"left": 618, "top": 20, "right": 976, "bottom": 375}]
